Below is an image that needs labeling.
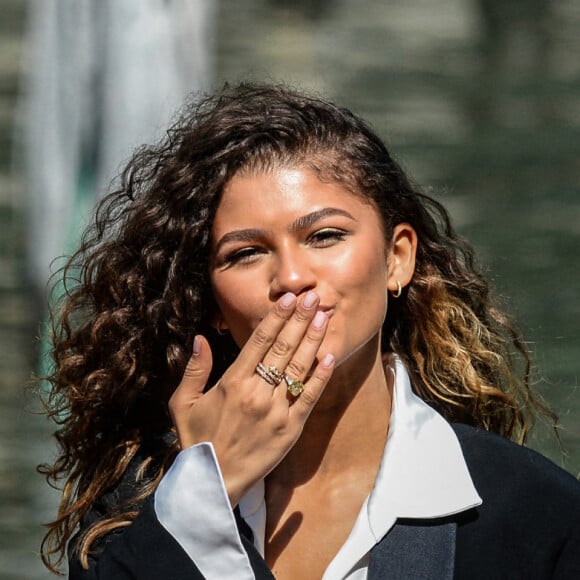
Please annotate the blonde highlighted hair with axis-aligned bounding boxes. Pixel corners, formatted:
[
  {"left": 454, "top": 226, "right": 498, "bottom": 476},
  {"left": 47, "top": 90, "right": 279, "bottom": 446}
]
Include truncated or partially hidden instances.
[{"left": 40, "top": 83, "right": 556, "bottom": 572}]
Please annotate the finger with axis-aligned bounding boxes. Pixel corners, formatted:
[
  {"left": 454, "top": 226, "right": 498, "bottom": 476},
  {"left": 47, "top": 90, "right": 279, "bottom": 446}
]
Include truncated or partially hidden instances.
[
  {"left": 253, "top": 361, "right": 283, "bottom": 393},
  {"left": 275, "top": 309, "right": 329, "bottom": 385},
  {"left": 169, "top": 335, "right": 213, "bottom": 415},
  {"left": 235, "top": 292, "right": 297, "bottom": 374},
  {"left": 260, "top": 290, "right": 320, "bottom": 372},
  {"left": 289, "top": 352, "right": 335, "bottom": 419}
]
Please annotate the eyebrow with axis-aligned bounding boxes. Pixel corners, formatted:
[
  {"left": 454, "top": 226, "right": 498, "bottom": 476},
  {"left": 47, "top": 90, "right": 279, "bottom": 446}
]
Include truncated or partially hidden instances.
[
  {"left": 213, "top": 207, "right": 356, "bottom": 254},
  {"left": 289, "top": 207, "right": 356, "bottom": 233}
]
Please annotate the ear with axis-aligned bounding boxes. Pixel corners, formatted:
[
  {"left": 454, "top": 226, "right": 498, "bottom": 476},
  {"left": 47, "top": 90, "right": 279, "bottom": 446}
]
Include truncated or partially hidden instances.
[
  {"left": 386, "top": 223, "right": 417, "bottom": 294},
  {"left": 210, "top": 311, "right": 229, "bottom": 334}
]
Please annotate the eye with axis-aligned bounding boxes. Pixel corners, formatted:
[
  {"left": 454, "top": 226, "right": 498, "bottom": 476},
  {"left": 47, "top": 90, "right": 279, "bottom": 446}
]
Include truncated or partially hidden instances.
[
  {"left": 221, "top": 246, "right": 263, "bottom": 267},
  {"left": 308, "top": 228, "right": 348, "bottom": 247}
]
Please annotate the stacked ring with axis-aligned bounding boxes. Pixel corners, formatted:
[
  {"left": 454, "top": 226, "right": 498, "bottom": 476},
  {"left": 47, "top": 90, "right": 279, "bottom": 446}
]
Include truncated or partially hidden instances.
[
  {"left": 255, "top": 363, "right": 284, "bottom": 386},
  {"left": 254, "top": 362, "right": 305, "bottom": 397},
  {"left": 265, "top": 365, "right": 284, "bottom": 384}
]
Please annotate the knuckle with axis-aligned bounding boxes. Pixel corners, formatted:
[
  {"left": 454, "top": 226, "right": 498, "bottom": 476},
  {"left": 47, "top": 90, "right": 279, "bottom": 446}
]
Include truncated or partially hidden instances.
[
  {"left": 285, "top": 359, "right": 307, "bottom": 378},
  {"left": 304, "top": 329, "right": 322, "bottom": 344},
  {"left": 168, "top": 386, "right": 185, "bottom": 408},
  {"left": 310, "top": 371, "right": 330, "bottom": 388},
  {"left": 269, "top": 410, "right": 288, "bottom": 433},
  {"left": 271, "top": 337, "right": 292, "bottom": 357},
  {"left": 273, "top": 303, "right": 293, "bottom": 321},
  {"left": 293, "top": 309, "right": 311, "bottom": 323},
  {"left": 182, "top": 364, "right": 204, "bottom": 380},
  {"left": 168, "top": 394, "right": 178, "bottom": 413},
  {"left": 251, "top": 327, "right": 273, "bottom": 349},
  {"left": 239, "top": 392, "right": 267, "bottom": 417},
  {"left": 273, "top": 421, "right": 290, "bottom": 438},
  {"left": 298, "top": 387, "right": 318, "bottom": 407},
  {"left": 215, "top": 379, "right": 228, "bottom": 395}
]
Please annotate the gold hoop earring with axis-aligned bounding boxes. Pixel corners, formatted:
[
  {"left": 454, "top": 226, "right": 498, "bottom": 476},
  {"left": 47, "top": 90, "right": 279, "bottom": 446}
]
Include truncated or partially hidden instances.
[
  {"left": 391, "top": 280, "right": 403, "bottom": 299},
  {"left": 216, "top": 320, "right": 228, "bottom": 335}
]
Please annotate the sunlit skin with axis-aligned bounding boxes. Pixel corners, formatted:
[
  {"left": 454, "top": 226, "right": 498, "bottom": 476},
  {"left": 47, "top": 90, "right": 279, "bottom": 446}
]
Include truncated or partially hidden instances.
[
  {"left": 202, "top": 167, "right": 417, "bottom": 577},
  {"left": 170, "top": 166, "right": 417, "bottom": 578},
  {"left": 211, "top": 168, "right": 393, "bottom": 390}
]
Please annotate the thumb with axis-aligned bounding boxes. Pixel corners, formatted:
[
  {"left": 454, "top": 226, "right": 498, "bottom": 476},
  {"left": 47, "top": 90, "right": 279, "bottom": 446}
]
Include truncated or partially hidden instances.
[{"left": 170, "top": 335, "right": 213, "bottom": 410}]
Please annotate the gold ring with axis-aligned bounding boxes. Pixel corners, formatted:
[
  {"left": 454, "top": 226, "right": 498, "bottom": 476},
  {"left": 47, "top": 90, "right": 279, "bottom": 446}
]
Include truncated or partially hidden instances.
[
  {"left": 265, "top": 365, "right": 284, "bottom": 384},
  {"left": 255, "top": 363, "right": 277, "bottom": 386},
  {"left": 255, "top": 363, "right": 284, "bottom": 386},
  {"left": 284, "top": 375, "right": 305, "bottom": 397}
]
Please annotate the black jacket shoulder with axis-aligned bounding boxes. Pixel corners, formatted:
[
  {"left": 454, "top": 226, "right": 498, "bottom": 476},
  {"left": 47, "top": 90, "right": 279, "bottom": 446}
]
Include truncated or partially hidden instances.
[{"left": 451, "top": 423, "right": 580, "bottom": 579}]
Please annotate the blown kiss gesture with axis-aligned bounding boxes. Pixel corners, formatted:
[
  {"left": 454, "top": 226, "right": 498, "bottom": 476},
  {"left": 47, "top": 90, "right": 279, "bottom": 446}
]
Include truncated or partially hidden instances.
[{"left": 169, "top": 290, "right": 335, "bottom": 507}]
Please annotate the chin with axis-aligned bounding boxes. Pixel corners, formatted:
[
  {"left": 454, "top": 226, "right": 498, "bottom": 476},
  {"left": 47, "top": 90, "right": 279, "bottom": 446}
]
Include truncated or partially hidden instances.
[{"left": 321, "top": 330, "right": 382, "bottom": 370}]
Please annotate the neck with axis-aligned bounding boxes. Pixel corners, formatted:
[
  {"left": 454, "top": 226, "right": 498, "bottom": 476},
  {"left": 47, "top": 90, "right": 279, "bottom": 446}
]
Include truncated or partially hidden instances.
[{"left": 268, "top": 345, "right": 394, "bottom": 488}]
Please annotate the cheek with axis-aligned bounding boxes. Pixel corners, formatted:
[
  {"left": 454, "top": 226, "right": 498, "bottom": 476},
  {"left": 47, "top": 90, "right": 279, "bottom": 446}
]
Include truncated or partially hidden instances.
[
  {"left": 336, "top": 246, "right": 389, "bottom": 328},
  {"left": 215, "top": 286, "right": 258, "bottom": 321},
  {"left": 333, "top": 243, "right": 388, "bottom": 292},
  {"left": 212, "top": 278, "right": 266, "bottom": 341}
]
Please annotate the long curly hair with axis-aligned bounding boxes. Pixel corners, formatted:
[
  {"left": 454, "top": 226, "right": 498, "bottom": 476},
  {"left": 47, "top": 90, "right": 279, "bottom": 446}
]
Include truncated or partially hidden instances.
[{"left": 39, "top": 83, "right": 555, "bottom": 572}]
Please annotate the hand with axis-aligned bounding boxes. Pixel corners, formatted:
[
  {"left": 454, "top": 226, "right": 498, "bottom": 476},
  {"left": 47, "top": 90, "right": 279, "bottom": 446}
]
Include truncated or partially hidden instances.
[{"left": 168, "top": 291, "right": 335, "bottom": 506}]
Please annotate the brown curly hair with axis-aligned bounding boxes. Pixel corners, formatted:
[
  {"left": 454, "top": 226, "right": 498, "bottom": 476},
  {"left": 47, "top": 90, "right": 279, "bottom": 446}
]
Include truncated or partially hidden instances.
[{"left": 39, "top": 83, "right": 555, "bottom": 572}]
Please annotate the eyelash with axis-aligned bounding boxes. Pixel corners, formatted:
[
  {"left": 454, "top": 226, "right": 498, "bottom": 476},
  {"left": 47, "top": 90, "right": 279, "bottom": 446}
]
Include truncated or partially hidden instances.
[
  {"left": 222, "top": 246, "right": 262, "bottom": 266},
  {"left": 308, "top": 228, "right": 348, "bottom": 246},
  {"left": 222, "top": 228, "right": 348, "bottom": 266}
]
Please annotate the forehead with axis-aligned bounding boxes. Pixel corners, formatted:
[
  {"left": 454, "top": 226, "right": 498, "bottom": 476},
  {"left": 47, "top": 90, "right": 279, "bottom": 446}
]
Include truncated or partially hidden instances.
[{"left": 213, "top": 167, "right": 381, "bottom": 231}]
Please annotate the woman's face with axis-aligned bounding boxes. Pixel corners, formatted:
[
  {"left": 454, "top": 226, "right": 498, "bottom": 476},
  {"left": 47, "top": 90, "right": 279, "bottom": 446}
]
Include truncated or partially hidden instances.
[{"left": 209, "top": 167, "right": 394, "bottom": 368}]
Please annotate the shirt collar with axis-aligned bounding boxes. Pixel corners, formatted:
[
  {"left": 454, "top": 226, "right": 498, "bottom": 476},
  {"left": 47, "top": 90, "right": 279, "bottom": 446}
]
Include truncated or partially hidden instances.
[
  {"left": 239, "top": 355, "right": 482, "bottom": 549},
  {"left": 367, "top": 355, "right": 481, "bottom": 538}
]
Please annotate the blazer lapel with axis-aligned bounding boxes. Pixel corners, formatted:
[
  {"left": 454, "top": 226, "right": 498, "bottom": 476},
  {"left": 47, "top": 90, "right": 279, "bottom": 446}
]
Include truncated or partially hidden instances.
[{"left": 368, "top": 519, "right": 456, "bottom": 579}]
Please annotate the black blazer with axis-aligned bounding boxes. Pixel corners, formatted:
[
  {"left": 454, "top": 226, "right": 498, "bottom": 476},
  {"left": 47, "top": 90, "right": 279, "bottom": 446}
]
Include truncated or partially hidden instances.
[{"left": 69, "top": 424, "right": 580, "bottom": 579}]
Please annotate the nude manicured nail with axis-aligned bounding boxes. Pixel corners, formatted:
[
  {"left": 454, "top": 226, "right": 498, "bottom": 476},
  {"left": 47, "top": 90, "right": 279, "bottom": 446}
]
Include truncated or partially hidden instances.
[
  {"left": 281, "top": 292, "right": 296, "bottom": 308},
  {"left": 193, "top": 335, "right": 201, "bottom": 355},
  {"left": 321, "top": 353, "right": 335, "bottom": 368},
  {"left": 302, "top": 291, "right": 318, "bottom": 309},
  {"left": 312, "top": 310, "right": 327, "bottom": 330}
]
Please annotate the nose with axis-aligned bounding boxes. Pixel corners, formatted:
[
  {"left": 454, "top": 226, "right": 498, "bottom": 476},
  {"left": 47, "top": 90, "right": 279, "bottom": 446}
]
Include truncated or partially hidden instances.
[{"left": 269, "top": 246, "right": 317, "bottom": 300}]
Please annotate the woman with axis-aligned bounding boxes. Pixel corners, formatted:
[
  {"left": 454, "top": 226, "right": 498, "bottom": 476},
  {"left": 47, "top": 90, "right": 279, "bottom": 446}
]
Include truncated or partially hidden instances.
[{"left": 41, "top": 84, "right": 580, "bottom": 579}]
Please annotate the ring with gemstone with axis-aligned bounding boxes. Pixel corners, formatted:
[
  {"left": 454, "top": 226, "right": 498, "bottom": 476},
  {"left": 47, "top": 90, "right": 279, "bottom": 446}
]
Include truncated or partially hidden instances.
[
  {"left": 255, "top": 362, "right": 283, "bottom": 386},
  {"left": 284, "top": 375, "right": 305, "bottom": 397}
]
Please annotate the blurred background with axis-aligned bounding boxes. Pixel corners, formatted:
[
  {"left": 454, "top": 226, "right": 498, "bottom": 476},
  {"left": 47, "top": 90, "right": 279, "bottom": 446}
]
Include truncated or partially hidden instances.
[{"left": 1, "top": 0, "right": 579, "bottom": 577}]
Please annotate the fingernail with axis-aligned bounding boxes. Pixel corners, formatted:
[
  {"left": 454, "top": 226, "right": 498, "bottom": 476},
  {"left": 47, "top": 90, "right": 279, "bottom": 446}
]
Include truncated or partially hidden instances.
[
  {"left": 193, "top": 335, "right": 201, "bottom": 355},
  {"left": 302, "top": 291, "right": 318, "bottom": 309},
  {"left": 312, "top": 310, "right": 327, "bottom": 330},
  {"left": 321, "top": 353, "right": 335, "bottom": 368},
  {"left": 281, "top": 292, "right": 296, "bottom": 309}
]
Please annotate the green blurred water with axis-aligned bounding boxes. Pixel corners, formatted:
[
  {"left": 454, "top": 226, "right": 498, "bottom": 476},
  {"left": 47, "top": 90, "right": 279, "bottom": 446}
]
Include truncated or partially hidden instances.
[{"left": 1, "top": 0, "right": 579, "bottom": 577}]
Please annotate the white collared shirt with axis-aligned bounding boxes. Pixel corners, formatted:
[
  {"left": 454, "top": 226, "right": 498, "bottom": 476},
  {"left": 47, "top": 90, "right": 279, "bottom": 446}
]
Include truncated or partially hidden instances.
[{"left": 155, "top": 356, "right": 482, "bottom": 579}]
